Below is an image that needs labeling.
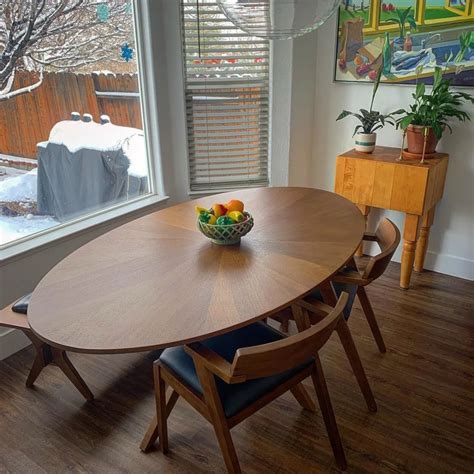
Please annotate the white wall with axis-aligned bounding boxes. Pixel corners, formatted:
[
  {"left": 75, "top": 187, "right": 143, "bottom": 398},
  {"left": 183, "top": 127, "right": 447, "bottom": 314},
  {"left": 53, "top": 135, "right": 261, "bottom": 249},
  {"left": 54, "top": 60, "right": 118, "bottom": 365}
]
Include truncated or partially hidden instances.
[{"left": 299, "top": 16, "right": 474, "bottom": 280}]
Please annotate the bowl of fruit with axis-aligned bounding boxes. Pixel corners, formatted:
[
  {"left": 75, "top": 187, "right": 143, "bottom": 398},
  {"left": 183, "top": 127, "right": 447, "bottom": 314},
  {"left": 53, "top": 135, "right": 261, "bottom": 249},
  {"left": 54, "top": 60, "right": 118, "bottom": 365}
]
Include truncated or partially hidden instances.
[{"left": 196, "top": 199, "right": 253, "bottom": 245}]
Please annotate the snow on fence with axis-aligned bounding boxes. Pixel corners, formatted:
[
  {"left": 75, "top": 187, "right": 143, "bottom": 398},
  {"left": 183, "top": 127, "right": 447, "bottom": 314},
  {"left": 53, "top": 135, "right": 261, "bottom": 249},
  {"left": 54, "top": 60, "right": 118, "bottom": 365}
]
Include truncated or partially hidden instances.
[{"left": 0, "top": 71, "right": 142, "bottom": 159}]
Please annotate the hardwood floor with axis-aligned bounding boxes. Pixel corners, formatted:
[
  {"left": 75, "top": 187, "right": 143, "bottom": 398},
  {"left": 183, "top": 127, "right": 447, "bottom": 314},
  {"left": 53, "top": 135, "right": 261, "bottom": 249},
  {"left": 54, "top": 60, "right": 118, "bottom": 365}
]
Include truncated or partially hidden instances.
[{"left": 0, "top": 263, "right": 473, "bottom": 473}]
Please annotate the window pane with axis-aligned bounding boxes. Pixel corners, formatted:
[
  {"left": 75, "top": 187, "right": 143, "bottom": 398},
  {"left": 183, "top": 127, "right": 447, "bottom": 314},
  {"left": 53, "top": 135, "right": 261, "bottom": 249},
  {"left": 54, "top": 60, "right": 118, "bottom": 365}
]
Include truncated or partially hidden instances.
[
  {"left": 425, "top": 0, "right": 464, "bottom": 19},
  {"left": 0, "top": 1, "right": 151, "bottom": 246},
  {"left": 379, "top": 0, "right": 417, "bottom": 24},
  {"left": 339, "top": 1, "right": 372, "bottom": 27}
]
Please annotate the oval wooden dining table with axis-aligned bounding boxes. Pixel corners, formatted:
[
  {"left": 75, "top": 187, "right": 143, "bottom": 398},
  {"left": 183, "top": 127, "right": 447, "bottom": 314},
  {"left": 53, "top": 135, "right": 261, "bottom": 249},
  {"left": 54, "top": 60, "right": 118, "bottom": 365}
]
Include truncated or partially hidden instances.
[
  {"left": 28, "top": 187, "right": 365, "bottom": 354},
  {"left": 28, "top": 187, "right": 377, "bottom": 451}
]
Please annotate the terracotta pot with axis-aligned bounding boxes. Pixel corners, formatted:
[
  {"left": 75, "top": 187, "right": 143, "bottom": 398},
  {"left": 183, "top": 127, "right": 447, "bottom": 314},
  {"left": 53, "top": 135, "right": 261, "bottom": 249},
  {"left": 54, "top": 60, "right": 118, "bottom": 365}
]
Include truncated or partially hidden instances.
[
  {"left": 354, "top": 132, "right": 376, "bottom": 153},
  {"left": 406, "top": 125, "right": 439, "bottom": 155}
]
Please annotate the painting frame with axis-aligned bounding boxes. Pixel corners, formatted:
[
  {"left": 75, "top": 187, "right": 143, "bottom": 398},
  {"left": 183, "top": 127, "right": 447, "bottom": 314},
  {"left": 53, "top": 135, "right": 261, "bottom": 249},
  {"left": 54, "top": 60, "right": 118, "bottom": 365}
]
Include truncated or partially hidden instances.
[{"left": 333, "top": 0, "right": 474, "bottom": 87}]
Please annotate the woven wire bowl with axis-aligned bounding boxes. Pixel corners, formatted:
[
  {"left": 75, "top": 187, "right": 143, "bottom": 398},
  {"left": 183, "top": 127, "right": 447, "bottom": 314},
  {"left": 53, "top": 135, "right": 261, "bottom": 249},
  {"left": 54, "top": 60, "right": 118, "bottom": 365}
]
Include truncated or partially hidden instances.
[{"left": 198, "top": 212, "right": 254, "bottom": 245}]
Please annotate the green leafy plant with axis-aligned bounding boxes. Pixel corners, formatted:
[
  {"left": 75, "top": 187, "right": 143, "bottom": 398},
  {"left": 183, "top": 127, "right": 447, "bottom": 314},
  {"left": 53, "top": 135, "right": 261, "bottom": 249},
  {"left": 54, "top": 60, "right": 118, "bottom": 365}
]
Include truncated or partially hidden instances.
[
  {"left": 394, "top": 66, "right": 474, "bottom": 139},
  {"left": 386, "top": 6, "right": 417, "bottom": 41},
  {"left": 455, "top": 31, "right": 474, "bottom": 63},
  {"left": 337, "top": 64, "right": 396, "bottom": 135}
]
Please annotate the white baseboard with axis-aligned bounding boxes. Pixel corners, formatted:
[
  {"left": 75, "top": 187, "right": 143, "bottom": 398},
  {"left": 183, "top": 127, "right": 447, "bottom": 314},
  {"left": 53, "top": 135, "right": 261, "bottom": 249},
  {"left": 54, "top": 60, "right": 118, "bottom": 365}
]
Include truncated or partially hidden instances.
[
  {"left": 0, "top": 328, "right": 31, "bottom": 361},
  {"left": 422, "top": 251, "right": 474, "bottom": 281},
  {"left": 365, "top": 242, "right": 473, "bottom": 281}
]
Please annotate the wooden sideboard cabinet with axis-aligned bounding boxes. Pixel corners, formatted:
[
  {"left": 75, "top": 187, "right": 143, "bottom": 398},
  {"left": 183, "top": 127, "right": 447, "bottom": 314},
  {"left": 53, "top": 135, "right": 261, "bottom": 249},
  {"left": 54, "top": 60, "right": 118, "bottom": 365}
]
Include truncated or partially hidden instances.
[{"left": 335, "top": 146, "right": 449, "bottom": 289}]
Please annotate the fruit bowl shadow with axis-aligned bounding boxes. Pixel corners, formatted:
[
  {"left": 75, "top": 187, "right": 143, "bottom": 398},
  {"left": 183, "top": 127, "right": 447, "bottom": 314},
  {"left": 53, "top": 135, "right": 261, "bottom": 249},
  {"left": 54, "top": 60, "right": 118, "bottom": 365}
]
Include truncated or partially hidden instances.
[{"left": 198, "top": 212, "right": 254, "bottom": 245}]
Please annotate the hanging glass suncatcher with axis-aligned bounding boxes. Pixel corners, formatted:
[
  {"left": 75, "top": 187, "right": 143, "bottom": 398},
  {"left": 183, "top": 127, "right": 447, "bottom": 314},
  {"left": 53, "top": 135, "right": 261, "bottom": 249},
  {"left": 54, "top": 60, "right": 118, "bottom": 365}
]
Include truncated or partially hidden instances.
[{"left": 96, "top": 3, "right": 109, "bottom": 22}]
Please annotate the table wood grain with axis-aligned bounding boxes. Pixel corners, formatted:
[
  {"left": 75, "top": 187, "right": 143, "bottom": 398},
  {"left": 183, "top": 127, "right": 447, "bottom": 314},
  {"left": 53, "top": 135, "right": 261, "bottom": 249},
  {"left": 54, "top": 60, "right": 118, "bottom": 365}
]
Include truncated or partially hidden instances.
[{"left": 28, "top": 187, "right": 364, "bottom": 354}]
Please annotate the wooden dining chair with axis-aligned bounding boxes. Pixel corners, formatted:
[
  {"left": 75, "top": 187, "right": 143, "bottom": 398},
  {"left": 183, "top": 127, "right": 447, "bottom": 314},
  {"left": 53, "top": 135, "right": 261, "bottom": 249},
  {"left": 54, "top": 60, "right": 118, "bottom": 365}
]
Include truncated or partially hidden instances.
[
  {"left": 277, "top": 218, "right": 400, "bottom": 353},
  {"left": 0, "top": 293, "right": 93, "bottom": 401},
  {"left": 141, "top": 293, "right": 350, "bottom": 472}
]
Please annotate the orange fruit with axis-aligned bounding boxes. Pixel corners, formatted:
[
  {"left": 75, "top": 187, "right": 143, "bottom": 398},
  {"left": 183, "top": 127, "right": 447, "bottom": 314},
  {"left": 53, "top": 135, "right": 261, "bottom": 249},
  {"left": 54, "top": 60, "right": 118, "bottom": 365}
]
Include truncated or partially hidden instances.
[
  {"left": 225, "top": 199, "right": 244, "bottom": 213},
  {"left": 212, "top": 203, "right": 227, "bottom": 217}
]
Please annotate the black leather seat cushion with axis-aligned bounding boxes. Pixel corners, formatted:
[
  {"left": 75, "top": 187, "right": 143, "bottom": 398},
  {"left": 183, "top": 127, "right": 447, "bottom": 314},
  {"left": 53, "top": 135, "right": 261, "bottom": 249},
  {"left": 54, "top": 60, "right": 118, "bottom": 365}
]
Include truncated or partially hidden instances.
[
  {"left": 160, "top": 322, "right": 314, "bottom": 419},
  {"left": 11, "top": 293, "right": 32, "bottom": 315},
  {"left": 309, "top": 275, "right": 357, "bottom": 320}
]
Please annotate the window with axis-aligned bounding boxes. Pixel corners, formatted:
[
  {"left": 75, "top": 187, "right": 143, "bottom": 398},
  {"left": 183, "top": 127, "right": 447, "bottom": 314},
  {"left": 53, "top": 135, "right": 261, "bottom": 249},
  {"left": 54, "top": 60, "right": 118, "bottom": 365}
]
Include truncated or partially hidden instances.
[
  {"left": 347, "top": 0, "right": 474, "bottom": 34},
  {"left": 0, "top": 1, "right": 155, "bottom": 248},
  {"left": 181, "top": 0, "right": 270, "bottom": 192}
]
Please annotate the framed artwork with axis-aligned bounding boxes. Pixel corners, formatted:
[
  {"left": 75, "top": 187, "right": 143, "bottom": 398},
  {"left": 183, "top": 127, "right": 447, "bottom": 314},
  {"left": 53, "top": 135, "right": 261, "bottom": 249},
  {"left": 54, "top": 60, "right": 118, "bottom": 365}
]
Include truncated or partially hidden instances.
[{"left": 334, "top": 0, "right": 474, "bottom": 86}]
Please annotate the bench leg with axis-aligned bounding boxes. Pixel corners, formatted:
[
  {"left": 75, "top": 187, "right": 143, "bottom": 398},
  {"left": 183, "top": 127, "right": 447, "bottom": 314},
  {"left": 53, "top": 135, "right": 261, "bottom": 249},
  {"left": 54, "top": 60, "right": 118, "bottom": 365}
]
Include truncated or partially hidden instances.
[
  {"left": 25, "top": 349, "right": 48, "bottom": 387},
  {"left": 23, "top": 329, "right": 93, "bottom": 401},
  {"left": 51, "top": 348, "right": 94, "bottom": 401}
]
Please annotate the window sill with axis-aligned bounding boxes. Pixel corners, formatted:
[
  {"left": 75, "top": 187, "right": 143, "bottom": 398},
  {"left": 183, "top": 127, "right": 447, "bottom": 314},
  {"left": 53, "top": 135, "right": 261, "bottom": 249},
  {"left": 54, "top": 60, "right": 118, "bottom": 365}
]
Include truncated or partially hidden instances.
[{"left": 0, "top": 194, "right": 169, "bottom": 264}]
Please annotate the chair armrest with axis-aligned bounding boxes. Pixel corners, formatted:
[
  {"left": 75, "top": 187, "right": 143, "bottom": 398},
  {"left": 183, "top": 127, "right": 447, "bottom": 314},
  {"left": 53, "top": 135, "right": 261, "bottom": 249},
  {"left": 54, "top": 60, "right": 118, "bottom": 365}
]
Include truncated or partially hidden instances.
[
  {"left": 332, "top": 270, "right": 368, "bottom": 285},
  {"left": 297, "top": 299, "right": 333, "bottom": 319},
  {"left": 184, "top": 342, "right": 246, "bottom": 384}
]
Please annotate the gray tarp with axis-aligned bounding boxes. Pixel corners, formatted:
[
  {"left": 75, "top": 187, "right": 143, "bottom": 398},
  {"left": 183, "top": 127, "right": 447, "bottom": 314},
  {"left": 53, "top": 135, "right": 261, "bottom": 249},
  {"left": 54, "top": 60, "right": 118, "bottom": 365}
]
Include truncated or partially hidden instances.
[{"left": 37, "top": 143, "right": 131, "bottom": 222}]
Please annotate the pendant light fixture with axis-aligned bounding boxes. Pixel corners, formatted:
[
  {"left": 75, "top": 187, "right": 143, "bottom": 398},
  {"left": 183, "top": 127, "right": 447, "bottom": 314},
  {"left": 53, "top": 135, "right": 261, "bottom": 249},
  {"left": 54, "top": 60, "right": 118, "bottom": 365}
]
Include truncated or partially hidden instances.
[{"left": 216, "top": 0, "right": 342, "bottom": 40}]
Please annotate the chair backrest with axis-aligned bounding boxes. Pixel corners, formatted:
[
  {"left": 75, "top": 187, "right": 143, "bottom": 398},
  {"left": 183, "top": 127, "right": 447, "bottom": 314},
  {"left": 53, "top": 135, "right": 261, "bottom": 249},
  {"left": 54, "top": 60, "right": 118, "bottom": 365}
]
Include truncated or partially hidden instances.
[
  {"left": 230, "top": 293, "right": 348, "bottom": 380},
  {"left": 362, "top": 218, "right": 400, "bottom": 282}
]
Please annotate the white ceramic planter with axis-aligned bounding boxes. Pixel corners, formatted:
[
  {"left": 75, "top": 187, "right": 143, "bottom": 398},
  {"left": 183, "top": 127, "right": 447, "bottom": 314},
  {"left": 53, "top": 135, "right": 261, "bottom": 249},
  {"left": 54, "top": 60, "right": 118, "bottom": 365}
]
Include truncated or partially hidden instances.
[{"left": 355, "top": 133, "right": 376, "bottom": 153}]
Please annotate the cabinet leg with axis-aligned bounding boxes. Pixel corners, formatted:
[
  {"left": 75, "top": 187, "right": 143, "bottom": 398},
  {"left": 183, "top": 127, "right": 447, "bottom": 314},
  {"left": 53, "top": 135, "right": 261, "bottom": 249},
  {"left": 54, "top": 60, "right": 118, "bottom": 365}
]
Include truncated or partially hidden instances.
[
  {"left": 400, "top": 214, "right": 420, "bottom": 289},
  {"left": 355, "top": 205, "right": 370, "bottom": 257},
  {"left": 414, "top": 207, "right": 435, "bottom": 273}
]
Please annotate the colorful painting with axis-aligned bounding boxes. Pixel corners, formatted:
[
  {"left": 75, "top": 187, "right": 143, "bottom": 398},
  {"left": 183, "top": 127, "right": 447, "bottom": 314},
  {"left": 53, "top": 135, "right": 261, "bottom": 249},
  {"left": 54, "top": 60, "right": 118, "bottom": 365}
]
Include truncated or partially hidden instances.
[{"left": 334, "top": 0, "right": 474, "bottom": 86}]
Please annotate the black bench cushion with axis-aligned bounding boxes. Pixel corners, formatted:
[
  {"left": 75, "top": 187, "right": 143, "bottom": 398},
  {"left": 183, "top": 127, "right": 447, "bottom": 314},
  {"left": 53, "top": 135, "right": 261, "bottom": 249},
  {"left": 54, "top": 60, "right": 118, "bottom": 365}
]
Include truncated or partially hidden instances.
[
  {"left": 160, "top": 322, "right": 314, "bottom": 418},
  {"left": 11, "top": 293, "right": 32, "bottom": 315}
]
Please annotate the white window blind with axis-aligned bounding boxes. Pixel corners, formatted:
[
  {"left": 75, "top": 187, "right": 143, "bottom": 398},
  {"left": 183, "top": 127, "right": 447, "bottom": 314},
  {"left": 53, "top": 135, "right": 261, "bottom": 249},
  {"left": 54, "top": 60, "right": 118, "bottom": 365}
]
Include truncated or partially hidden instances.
[{"left": 181, "top": 0, "right": 270, "bottom": 192}]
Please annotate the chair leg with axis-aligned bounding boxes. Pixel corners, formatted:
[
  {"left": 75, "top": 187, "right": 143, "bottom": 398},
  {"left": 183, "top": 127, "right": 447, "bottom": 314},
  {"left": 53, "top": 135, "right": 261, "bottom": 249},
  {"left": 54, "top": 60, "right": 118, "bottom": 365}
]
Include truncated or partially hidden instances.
[
  {"left": 51, "top": 348, "right": 94, "bottom": 401},
  {"left": 140, "top": 387, "right": 180, "bottom": 452},
  {"left": 319, "top": 283, "right": 377, "bottom": 413},
  {"left": 311, "top": 356, "right": 347, "bottom": 471},
  {"left": 336, "top": 319, "right": 377, "bottom": 412},
  {"left": 195, "top": 363, "right": 241, "bottom": 473},
  {"left": 291, "top": 383, "right": 316, "bottom": 412},
  {"left": 357, "top": 287, "right": 387, "bottom": 353},
  {"left": 154, "top": 364, "right": 169, "bottom": 453}
]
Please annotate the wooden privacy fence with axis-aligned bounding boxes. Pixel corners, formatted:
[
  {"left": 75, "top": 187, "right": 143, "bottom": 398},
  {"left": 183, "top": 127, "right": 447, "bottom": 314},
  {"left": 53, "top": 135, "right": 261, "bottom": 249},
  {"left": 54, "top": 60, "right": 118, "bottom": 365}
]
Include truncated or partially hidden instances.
[{"left": 0, "top": 71, "right": 142, "bottom": 159}]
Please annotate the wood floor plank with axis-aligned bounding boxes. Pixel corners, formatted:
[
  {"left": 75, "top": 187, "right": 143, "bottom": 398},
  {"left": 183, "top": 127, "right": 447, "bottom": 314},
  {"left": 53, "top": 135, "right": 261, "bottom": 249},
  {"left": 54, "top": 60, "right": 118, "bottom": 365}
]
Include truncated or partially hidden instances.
[{"left": 0, "top": 262, "right": 472, "bottom": 473}]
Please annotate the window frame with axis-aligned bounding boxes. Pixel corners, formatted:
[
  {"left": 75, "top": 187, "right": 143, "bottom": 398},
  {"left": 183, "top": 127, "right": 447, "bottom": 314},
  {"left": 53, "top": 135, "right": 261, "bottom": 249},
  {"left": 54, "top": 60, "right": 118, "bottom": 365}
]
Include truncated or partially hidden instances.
[
  {"left": 361, "top": 0, "right": 474, "bottom": 33},
  {"left": 0, "top": 0, "right": 168, "bottom": 260}
]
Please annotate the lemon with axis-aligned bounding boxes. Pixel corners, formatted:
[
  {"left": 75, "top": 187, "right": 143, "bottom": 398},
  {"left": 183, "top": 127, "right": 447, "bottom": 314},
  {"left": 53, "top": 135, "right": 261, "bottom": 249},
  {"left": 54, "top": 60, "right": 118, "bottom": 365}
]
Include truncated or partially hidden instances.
[
  {"left": 195, "top": 206, "right": 209, "bottom": 215},
  {"left": 227, "top": 211, "right": 245, "bottom": 223}
]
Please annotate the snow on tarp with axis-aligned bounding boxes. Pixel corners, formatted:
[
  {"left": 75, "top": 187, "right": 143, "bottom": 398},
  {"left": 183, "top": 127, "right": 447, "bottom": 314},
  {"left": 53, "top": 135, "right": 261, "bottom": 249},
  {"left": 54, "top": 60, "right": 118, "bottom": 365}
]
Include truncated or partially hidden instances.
[
  {"left": 48, "top": 120, "right": 148, "bottom": 178},
  {"left": 0, "top": 168, "right": 37, "bottom": 202}
]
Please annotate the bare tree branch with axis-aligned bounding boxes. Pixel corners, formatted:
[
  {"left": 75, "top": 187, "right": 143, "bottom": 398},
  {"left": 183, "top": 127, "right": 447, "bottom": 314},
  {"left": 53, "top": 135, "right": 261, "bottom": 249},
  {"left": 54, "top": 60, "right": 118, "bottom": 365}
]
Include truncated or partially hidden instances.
[{"left": 0, "top": 0, "right": 134, "bottom": 98}]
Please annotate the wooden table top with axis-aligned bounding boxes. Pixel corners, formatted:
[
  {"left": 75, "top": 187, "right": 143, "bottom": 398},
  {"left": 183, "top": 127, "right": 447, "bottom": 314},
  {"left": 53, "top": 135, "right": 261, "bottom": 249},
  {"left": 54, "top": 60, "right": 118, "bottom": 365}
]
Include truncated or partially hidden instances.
[
  {"left": 28, "top": 187, "right": 364, "bottom": 354},
  {"left": 339, "top": 146, "right": 449, "bottom": 167}
]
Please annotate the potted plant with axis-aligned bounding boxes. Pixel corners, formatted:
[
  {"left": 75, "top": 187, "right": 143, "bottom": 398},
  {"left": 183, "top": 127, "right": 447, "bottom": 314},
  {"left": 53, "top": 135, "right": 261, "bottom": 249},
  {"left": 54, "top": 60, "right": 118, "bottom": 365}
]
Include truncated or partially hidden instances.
[
  {"left": 386, "top": 6, "right": 417, "bottom": 50},
  {"left": 336, "top": 65, "right": 395, "bottom": 153},
  {"left": 394, "top": 66, "right": 474, "bottom": 157}
]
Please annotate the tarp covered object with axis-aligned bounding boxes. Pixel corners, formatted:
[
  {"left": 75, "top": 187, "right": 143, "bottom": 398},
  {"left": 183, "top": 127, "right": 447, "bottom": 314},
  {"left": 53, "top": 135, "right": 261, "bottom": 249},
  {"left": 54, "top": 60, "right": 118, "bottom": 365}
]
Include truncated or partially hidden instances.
[{"left": 37, "top": 143, "right": 130, "bottom": 222}]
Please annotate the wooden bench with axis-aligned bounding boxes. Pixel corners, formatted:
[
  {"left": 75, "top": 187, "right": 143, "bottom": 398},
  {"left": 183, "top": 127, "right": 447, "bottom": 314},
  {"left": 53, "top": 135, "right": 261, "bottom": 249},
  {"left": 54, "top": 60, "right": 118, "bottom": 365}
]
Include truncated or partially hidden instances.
[{"left": 0, "top": 300, "right": 93, "bottom": 401}]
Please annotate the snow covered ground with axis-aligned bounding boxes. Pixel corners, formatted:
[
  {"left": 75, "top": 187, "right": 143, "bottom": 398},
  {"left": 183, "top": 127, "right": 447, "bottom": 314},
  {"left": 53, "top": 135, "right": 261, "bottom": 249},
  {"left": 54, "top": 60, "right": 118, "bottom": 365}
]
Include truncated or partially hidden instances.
[
  {"left": 0, "top": 214, "right": 58, "bottom": 245},
  {"left": 0, "top": 167, "right": 37, "bottom": 201},
  {"left": 0, "top": 167, "right": 58, "bottom": 245}
]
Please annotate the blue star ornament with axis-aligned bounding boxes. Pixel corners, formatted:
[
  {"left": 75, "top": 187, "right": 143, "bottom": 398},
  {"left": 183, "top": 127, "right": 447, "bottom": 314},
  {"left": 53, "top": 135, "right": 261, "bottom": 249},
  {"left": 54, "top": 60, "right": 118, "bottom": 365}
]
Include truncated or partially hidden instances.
[{"left": 121, "top": 43, "right": 134, "bottom": 62}]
